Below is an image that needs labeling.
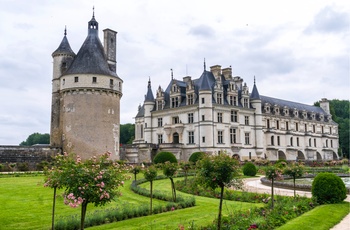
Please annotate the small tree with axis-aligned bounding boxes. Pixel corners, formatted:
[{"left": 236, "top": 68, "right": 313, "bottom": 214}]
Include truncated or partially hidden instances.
[
  {"left": 143, "top": 166, "right": 158, "bottom": 215},
  {"left": 189, "top": 151, "right": 205, "bottom": 164},
  {"left": 284, "top": 163, "right": 304, "bottom": 198},
  {"left": 130, "top": 165, "right": 141, "bottom": 182},
  {"left": 179, "top": 161, "right": 191, "bottom": 185},
  {"left": 264, "top": 165, "right": 283, "bottom": 209},
  {"left": 45, "top": 152, "right": 128, "bottom": 230},
  {"left": 196, "top": 154, "right": 240, "bottom": 230},
  {"left": 163, "top": 162, "right": 178, "bottom": 202},
  {"left": 312, "top": 172, "right": 347, "bottom": 204}
]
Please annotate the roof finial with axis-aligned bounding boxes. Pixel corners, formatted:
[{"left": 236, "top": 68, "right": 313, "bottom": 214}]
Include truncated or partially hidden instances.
[
  {"left": 254, "top": 75, "right": 256, "bottom": 84},
  {"left": 204, "top": 58, "right": 206, "bottom": 70},
  {"left": 92, "top": 6, "right": 95, "bottom": 18},
  {"left": 148, "top": 77, "right": 151, "bottom": 88},
  {"left": 171, "top": 68, "right": 173, "bottom": 80},
  {"left": 64, "top": 25, "right": 67, "bottom": 36}
]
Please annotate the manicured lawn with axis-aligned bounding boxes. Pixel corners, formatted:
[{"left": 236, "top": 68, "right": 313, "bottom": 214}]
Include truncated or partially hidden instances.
[
  {"left": 276, "top": 202, "right": 350, "bottom": 230},
  {"left": 1, "top": 174, "right": 348, "bottom": 230}
]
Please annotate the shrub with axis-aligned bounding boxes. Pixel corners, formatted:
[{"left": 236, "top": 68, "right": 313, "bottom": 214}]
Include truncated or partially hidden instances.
[
  {"left": 242, "top": 162, "right": 257, "bottom": 176},
  {"left": 153, "top": 152, "right": 177, "bottom": 164},
  {"left": 188, "top": 152, "right": 205, "bottom": 164},
  {"left": 311, "top": 172, "right": 347, "bottom": 204},
  {"left": 17, "top": 162, "right": 29, "bottom": 171}
]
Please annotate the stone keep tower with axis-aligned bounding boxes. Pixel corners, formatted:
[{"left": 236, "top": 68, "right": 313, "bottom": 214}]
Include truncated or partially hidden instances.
[{"left": 50, "top": 12, "right": 123, "bottom": 160}]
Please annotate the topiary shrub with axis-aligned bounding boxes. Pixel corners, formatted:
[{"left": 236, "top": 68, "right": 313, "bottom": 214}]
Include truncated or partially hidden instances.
[
  {"left": 153, "top": 151, "right": 177, "bottom": 164},
  {"left": 242, "top": 162, "right": 257, "bottom": 176},
  {"left": 188, "top": 152, "right": 205, "bottom": 164},
  {"left": 311, "top": 172, "right": 347, "bottom": 204}
]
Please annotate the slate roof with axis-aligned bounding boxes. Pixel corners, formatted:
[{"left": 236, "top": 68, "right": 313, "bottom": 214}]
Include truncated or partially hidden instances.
[
  {"left": 145, "top": 79, "right": 155, "bottom": 102},
  {"left": 250, "top": 82, "right": 261, "bottom": 100},
  {"left": 64, "top": 16, "right": 118, "bottom": 78},
  {"left": 260, "top": 95, "right": 326, "bottom": 114},
  {"left": 52, "top": 34, "right": 75, "bottom": 57}
]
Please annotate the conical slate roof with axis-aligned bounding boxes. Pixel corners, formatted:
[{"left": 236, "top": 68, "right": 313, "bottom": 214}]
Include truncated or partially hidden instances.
[
  {"left": 250, "top": 82, "right": 261, "bottom": 100},
  {"left": 52, "top": 33, "right": 75, "bottom": 57},
  {"left": 145, "top": 79, "right": 155, "bottom": 102},
  {"left": 64, "top": 15, "right": 117, "bottom": 77}
]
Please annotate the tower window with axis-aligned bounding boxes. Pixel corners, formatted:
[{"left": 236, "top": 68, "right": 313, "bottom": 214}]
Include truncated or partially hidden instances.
[
  {"left": 74, "top": 76, "right": 79, "bottom": 83},
  {"left": 92, "top": 77, "right": 97, "bottom": 83}
]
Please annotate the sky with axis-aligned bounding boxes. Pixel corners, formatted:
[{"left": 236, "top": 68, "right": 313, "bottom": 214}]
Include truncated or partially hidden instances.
[{"left": 0, "top": 0, "right": 349, "bottom": 145}]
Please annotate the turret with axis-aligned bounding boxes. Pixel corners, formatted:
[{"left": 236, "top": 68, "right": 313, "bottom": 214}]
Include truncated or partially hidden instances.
[
  {"left": 143, "top": 79, "right": 155, "bottom": 143},
  {"left": 50, "top": 28, "right": 75, "bottom": 147},
  {"left": 250, "top": 78, "right": 264, "bottom": 156}
]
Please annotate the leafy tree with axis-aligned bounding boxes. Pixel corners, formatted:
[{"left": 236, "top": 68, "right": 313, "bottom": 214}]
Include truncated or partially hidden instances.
[
  {"left": 264, "top": 165, "right": 283, "bottom": 209},
  {"left": 162, "top": 162, "right": 178, "bottom": 202},
  {"left": 44, "top": 152, "right": 128, "bottom": 230},
  {"left": 20, "top": 132, "right": 50, "bottom": 146},
  {"left": 188, "top": 151, "right": 205, "bottom": 164},
  {"left": 120, "top": 123, "right": 135, "bottom": 144},
  {"left": 179, "top": 161, "right": 191, "bottom": 185},
  {"left": 284, "top": 163, "right": 304, "bottom": 198},
  {"left": 196, "top": 154, "right": 240, "bottom": 230},
  {"left": 143, "top": 166, "right": 158, "bottom": 215}
]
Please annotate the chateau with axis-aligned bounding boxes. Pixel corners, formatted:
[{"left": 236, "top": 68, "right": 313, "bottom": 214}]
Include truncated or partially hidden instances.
[
  {"left": 50, "top": 12, "right": 123, "bottom": 160},
  {"left": 126, "top": 64, "right": 339, "bottom": 163}
]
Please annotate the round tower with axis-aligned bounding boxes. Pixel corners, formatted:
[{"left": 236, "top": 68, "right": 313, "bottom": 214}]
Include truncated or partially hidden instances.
[
  {"left": 143, "top": 78, "right": 155, "bottom": 143},
  {"left": 250, "top": 78, "right": 264, "bottom": 157},
  {"left": 52, "top": 13, "right": 123, "bottom": 160},
  {"left": 51, "top": 28, "right": 75, "bottom": 147}
]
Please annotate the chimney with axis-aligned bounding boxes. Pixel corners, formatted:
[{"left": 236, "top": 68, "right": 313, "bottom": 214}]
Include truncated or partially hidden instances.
[
  {"left": 103, "top": 28, "right": 117, "bottom": 72},
  {"left": 210, "top": 65, "right": 221, "bottom": 78},
  {"left": 183, "top": 76, "right": 192, "bottom": 83},
  {"left": 222, "top": 67, "right": 232, "bottom": 80},
  {"left": 320, "top": 98, "right": 330, "bottom": 114}
]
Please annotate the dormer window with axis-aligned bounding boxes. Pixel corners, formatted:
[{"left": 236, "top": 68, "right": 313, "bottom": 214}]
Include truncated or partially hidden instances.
[
  {"left": 283, "top": 107, "right": 289, "bottom": 116},
  {"left": 217, "top": 93, "right": 222, "bottom": 104},
  {"left": 265, "top": 105, "right": 270, "bottom": 113},
  {"left": 302, "top": 111, "right": 307, "bottom": 119},
  {"left": 172, "top": 85, "right": 177, "bottom": 93},
  {"left": 311, "top": 113, "right": 316, "bottom": 120},
  {"left": 244, "top": 98, "right": 249, "bottom": 107},
  {"left": 294, "top": 109, "right": 298, "bottom": 117},
  {"left": 187, "top": 94, "right": 194, "bottom": 105}
]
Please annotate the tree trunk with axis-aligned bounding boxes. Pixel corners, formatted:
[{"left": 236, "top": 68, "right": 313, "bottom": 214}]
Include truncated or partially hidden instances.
[
  {"left": 217, "top": 185, "right": 224, "bottom": 230},
  {"left": 271, "top": 178, "right": 274, "bottom": 209},
  {"left": 150, "top": 181, "right": 153, "bottom": 215},
  {"left": 184, "top": 171, "right": 188, "bottom": 185},
  {"left": 170, "top": 178, "right": 176, "bottom": 202},
  {"left": 51, "top": 187, "right": 56, "bottom": 230},
  {"left": 293, "top": 176, "right": 296, "bottom": 198},
  {"left": 134, "top": 173, "right": 137, "bottom": 182},
  {"left": 81, "top": 201, "right": 88, "bottom": 230}
]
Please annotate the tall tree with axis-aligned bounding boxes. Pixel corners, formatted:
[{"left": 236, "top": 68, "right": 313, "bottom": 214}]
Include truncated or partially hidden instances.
[
  {"left": 20, "top": 132, "right": 50, "bottom": 146},
  {"left": 120, "top": 123, "right": 135, "bottom": 144},
  {"left": 315, "top": 99, "right": 350, "bottom": 158}
]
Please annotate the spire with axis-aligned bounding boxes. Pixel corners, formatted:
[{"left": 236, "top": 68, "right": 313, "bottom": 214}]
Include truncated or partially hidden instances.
[
  {"left": 93, "top": 6, "right": 95, "bottom": 18},
  {"left": 250, "top": 76, "right": 261, "bottom": 100},
  {"left": 145, "top": 78, "right": 155, "bottom": 102},
  {"left": 204, "top": 58, "right": 206, "bottom": 71},
  {"left": 171, "top": 68, "right": 173, "bottom": 80},
  {"left": 52, "top": 27, "right": 75, "bottom": 57}
]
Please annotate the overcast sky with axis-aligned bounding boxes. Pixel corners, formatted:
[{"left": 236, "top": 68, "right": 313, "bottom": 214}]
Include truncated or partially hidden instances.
[{"left": 0, "top": 0, "right": 349, "bottom": 145}]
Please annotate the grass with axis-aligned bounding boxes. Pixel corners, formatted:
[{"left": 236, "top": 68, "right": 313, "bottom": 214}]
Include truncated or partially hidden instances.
[
  {"left": 276, "top": 202, "right": 350, "bottom": 230},
  {"left": 0, "top": 174, "right": 349, "bottom": 230}
]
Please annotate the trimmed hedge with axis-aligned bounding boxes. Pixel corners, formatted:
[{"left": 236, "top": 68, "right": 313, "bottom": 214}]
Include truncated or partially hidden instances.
[
  {"left": 188, "top": 152, "right": 205, "bottom": 164},
  {"left": 153, "top": 151, "right": 177, "bottom": 164},
  {"left": 311, "top": 172, "right": 347, "bottom": 204},
  {"left": 242, "top": 162, "right": 257, "bottom": 176}
]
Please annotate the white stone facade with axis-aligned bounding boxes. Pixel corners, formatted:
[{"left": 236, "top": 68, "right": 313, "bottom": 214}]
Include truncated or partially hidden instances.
[{"left": 127, "top": 64, "right": 338, "bottom": 162}]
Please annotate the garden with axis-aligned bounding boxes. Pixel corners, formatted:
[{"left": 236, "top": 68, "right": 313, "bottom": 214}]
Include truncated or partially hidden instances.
[{"left": 0, "top": 152, "right": 349, "bottom": 230}]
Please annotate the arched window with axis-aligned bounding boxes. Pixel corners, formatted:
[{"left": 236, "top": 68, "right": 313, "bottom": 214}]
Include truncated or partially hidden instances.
[{"left": 173, "top": 132, "right": 179, "bottom": 144}]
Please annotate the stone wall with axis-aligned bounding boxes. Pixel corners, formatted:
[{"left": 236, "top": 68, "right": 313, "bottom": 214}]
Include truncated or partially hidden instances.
[{"left": 0, "top": 145, "right": 61, "bottom": 171}]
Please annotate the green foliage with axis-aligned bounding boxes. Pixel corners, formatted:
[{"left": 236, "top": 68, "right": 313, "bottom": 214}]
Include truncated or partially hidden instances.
[
  {"left": 143, "top": 166, "right": 158, "bottom": 182},
  {"left": 315, "top": 99, "right": 350, "bottom": 158},
  {"left": 130, "top": 165, "right": 141, "bottom": 181},
  {"left": 311, "top": 172, "right": 347, "bottom": 204},
  {"left": 19, "top": 132, "right": 50, "bottom": 146},
  {"left": 284, "top": 163, "right": 304, "bottom": 197},
  {"left": 188, "top": 151, "right": 205, "bottom": 164},
  {"left": 120, "top": 123, "right": 135, "bottom": 144},
  {"left": 243, "top": 162, "right": 257, "bottom": 176},
  {"left": 153, "top": 151, "right": 177, "bottom": 164}
]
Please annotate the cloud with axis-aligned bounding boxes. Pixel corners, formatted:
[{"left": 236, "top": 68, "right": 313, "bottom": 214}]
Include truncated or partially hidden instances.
[
  {"left": 304, "top": 6, "right": 349, "bottom": 34},
  {"left": 189, "top": 24, "right": 216, "bottom": 38}
]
